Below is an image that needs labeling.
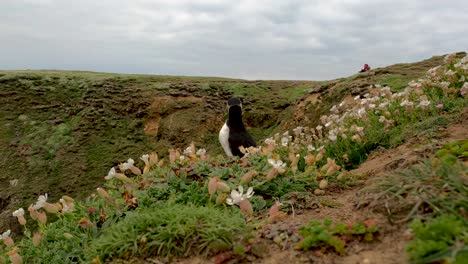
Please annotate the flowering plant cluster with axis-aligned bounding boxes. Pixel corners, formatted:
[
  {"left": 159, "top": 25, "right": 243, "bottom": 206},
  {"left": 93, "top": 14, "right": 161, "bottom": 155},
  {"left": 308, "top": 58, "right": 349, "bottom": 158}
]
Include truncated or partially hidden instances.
[{"left": 1, "top": 53, "right": 466, "bottom": 263}]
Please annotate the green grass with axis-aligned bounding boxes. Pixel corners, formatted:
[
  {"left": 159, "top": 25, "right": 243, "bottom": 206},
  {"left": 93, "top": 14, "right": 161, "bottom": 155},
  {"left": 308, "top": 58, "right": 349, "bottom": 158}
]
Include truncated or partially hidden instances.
[
  {"left": 376, "top": 74, "right": 415, "bottom": 92},
  {"left": 360, "top": 139, "right": 468, "bottom": 263},
  {"left": 297, "top": 219, "right": 379, "bottom": 254},
  {"left": 89, "top": 203, "right": 250, "bottom": 260},
  {"left": 1, "top": 53, "right": 467, "bottom": 263}
]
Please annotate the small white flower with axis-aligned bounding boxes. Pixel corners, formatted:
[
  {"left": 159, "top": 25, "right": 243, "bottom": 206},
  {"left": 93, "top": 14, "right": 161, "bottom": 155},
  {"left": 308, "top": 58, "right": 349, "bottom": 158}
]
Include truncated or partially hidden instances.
[
  {"left": 1, "top": 230, "right": 11, "bottom": 240},
  {"left": 379, "top": 102, "right": 389, "bottom": 109},
  {"left": 264, "top": 138, "right": 276, "bottom": 145},
  {"left": 357, "top": 107, "right": 366, "bottom": 117},
  {"left": 179, "top": 155, "right": 186, "bottom": 161},
  {"left": 354, "top": 95, "right": 361, "bottom": 100},
  {"left": 379, "top": 116, "right": 386, "bottom": 123},
  {"left": 105, "top": 167, "right": 116, "bottom": 180},
  {"left": 307, "top": 145, "right": 316, "bottom": 151},
  {"left": 281, "top": 137, "right": 289, "bottom": 147},
  {"left": 328, "top": 134, "right": 337, "bottom": 141},
  {"left": 12, "top": 208, "right": 24, "bottom": 217},
  {"left": 445, "top": 70, "right": 455, "bottom": 76},
  {"left": 268, "top": 158, "right": 286, "bottom": 169},
  {"left": 183, "top": 146, "right": 193, "bottom": 155},
  {"left": 226, "top": 186, "right": 254, "bottom": 205},
  {"left": 400, "top": 100, "right": 414, "bottom": 107},
  {"left": 196, "top": 148, "right": 206, "bottom": 156},
  {"left": 32, "top": 193, "right": 48, "bottom": 210},
  {"left": 418, "top": 100, "right": 431, "bottom": 107},
  {"left": 461, "top": 82, "right": 468, "bottom": 97},
  {"left": 369, "top": 104, "right": 376, "bottom": 109},
  {"left": 330, "top": 105, "right": 338, "bottom": 113},
  {"left": 9, "top": 179, "right": 18, "bottom": 187},
  {"left": 60, "top": 199, "right": 72, "bottom": 213},
  {"left": 121, "top": 158, "right": 135, "bottom": 170},
  {"left": 140, "top": 154, "right": 149, "bottom": 164}
]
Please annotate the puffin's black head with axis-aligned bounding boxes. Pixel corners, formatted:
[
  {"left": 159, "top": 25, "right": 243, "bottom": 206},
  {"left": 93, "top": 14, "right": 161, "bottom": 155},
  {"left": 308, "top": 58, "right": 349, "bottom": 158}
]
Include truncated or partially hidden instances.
[{"left": 227, "top": 97, "right": 242, "bottom": 108}]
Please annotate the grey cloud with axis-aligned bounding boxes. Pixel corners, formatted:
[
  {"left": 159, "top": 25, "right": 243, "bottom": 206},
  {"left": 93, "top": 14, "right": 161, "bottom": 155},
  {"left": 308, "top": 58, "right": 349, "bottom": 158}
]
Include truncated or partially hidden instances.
[{"left": 1, "top": 0, "right": 467, "bottom": 80}]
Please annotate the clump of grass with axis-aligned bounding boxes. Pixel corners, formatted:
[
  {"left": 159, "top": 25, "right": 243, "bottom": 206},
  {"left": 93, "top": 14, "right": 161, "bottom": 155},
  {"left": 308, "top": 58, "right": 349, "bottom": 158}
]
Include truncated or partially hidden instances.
[
  {"left": 357, "top": 139, "right": 468, "bottom": 263},
  {"left": 296, "top": 219, "right": 379, "bottom": 254},
  {"left": 406, "top": 215, "right": 468, "bottom": 264},
  {"left": 88, "top": 203, "right": 251, "bottom": 261},
  {"left": 361, "top": 139, "right": 468, "bottom": 223}
]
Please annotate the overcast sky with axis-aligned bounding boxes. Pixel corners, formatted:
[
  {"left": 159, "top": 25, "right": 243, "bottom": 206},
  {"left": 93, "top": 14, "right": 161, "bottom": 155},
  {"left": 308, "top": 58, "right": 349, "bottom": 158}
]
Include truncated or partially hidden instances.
[{"left": 1, "top": 0, "right": 467, "bottom": 80}]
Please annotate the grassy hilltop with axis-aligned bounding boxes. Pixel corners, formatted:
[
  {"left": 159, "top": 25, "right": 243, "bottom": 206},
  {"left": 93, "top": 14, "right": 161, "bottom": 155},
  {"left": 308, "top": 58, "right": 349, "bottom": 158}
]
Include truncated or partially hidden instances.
[{"left": 0, "top": 52, "right": 467, "bottom": 263}]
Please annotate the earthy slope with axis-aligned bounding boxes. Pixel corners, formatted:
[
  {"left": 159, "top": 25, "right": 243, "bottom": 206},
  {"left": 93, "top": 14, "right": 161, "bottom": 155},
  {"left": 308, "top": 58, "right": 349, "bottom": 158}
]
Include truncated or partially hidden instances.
[
  {"left": 0, "top": 72, "right": 315, "bottom": 230},
  {"left": 0, "top": 53, "right": 463, "bottom": 237}
]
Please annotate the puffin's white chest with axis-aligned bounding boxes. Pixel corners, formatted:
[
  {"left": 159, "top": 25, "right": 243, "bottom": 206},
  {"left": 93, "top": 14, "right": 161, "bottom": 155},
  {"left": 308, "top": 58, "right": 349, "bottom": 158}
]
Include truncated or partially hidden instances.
[{"left": 219, "top": 122, "right": 233, "bottom": 157}]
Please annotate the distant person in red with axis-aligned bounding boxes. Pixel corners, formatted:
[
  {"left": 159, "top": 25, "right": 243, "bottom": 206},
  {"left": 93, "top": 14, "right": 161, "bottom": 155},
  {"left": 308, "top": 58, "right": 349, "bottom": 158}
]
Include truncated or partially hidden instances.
[{"left": 360, "top": 64, "right": 371, "bottom": 72}]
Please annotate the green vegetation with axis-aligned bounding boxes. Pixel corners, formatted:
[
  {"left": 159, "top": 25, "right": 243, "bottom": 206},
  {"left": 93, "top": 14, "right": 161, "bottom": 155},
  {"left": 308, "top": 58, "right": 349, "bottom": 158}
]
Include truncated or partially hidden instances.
[
  {"left": 362, "top": 139, "right": 468, "bottom": 263},
  {"left": 0, "top": 53, "right": 467, "bottom": 263},
  {"left": 297, "top": 219, "right": 379, "bottom": 254}
]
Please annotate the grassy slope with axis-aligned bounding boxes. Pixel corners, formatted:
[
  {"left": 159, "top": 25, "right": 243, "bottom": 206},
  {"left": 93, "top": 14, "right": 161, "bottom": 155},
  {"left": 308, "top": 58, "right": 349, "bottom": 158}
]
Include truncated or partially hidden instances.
[
  {"left": 0, "top": 52, "right": 465, "bottom": 240},
  {"left": 0, "top": 70, "right": 317, "bottom": 229}
]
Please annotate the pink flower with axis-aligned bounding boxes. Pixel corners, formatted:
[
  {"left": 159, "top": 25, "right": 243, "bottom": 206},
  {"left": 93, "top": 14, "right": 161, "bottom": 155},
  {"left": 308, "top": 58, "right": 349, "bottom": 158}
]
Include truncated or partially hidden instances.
[{"left": 436, "top": 104, "right": 444, "bottom": 109}]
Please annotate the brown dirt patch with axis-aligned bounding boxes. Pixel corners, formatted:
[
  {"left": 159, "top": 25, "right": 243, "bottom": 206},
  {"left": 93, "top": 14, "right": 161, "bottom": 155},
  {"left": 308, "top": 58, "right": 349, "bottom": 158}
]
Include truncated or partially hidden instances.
[{"left": 144, "top": 96, "right": 204, "bottom": 136}]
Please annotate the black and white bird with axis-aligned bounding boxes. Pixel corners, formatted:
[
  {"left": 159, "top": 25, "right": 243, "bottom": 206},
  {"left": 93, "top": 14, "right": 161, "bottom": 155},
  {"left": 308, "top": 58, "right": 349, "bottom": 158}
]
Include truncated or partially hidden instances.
[{"left": 219, "top": 97, "right": 256, "bottom": 157}]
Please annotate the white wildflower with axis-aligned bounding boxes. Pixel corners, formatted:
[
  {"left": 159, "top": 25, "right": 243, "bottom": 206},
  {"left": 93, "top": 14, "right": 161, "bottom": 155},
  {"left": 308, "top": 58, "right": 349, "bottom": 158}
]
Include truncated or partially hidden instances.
[
  {"left": 379, "top": 116, "right": 386, "bottom": 123},
  {"left": 9, "top": 179, "right": 18, "bottom": 187},
  {"left": 460, "top": 82, "right": 468, "bottom": 97},
  {"left": 281, "top": 137, "right": 289, "bottom": 147},
  {"left": 1, "top": 230, "right": 11, "bottom": 240},
  {"left": 226, "top": 186, "right": 254, "bottom": 205},
  {"left": 32, "top": 193, "right": 48, "bottom": 210},
  {"left": 445, "top": 70, "right": 455, "bottom": 76},
  {"left": 400, "top": 100, "right": 414, "bottom": 107},
  {"left": 379, "top": 102, "right": 389, "bottom": 109},
  {"left": 268, "top": 158, "right": 286, "bottom": 169},
  {"left": 121, "top": 158, "right": 135, "bottom": 170},
  {"left": 357, "top": 107, "right": 366, "bottom": 118},
  {"left": 12, "top": 208, "right": 24, "bottom": 217},
  {"left": 196, "top": 148, "right": 206, "bottom": 156},
  {"left": 418, "top": 100, "right": 431, "bottom": 107},
  {"left": 330, "top": 105, "right": 338, "bottom": 113},
  {"left": 183, "top": 146, "right": 193, "bottom": 155},
  {"left": 140, "top": 154, "right": 149, "bottom": 164},
  {"left": 105, "top": 167, "right": 116, "bottom": 180},
  {"left": 307, "top": 145, "right": 316, "bottom": 151}
]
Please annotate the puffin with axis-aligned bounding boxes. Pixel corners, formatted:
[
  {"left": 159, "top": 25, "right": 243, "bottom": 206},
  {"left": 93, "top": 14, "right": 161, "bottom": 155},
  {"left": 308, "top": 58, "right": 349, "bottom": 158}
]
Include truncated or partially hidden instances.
[{"left": 219, "top": 97, "right": 256, "bottom": 157}]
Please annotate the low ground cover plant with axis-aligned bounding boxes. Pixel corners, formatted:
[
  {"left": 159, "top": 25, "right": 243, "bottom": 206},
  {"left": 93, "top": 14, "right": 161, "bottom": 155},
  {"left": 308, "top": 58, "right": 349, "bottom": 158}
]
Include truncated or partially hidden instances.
[{"left": 1, "top": 53, "right": 467, "bottom": 263}]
